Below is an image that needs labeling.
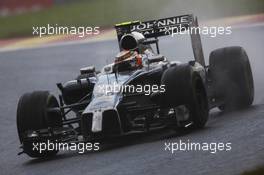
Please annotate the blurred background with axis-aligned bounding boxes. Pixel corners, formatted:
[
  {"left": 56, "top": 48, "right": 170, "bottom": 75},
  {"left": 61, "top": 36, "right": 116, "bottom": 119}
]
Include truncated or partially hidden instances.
[
  {"left": 0, "top": 0, "right": 263, "bottom": 39},
  {"left": 0, "top": 1, "right": 264, "bottom": 175}
]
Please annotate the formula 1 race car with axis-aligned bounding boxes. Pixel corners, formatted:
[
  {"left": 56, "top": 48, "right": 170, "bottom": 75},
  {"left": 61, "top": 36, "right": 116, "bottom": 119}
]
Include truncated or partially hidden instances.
[{"left": 17, "top": 14, "right": 254, "bottom": 158}]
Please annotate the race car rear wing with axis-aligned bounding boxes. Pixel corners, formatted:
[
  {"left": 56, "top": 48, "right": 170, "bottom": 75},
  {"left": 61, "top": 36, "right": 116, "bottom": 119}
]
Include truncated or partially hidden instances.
[{"left": 115, "top": 14, "right": 205, "bottom": 66}]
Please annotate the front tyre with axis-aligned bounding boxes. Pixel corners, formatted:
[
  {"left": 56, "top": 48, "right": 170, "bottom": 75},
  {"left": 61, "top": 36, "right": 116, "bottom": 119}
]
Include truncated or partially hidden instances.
[
  {"left": 17, "top": 91, "right": 62, "bottom": 158},
  {"left": 161, "top": 64, "right": 209, "bottom": 129}
]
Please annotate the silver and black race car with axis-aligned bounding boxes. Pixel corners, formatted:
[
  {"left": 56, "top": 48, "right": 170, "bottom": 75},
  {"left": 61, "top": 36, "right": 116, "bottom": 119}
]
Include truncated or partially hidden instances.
[{"left": 17, "top": 14, "right": 254, "bottom": 158}]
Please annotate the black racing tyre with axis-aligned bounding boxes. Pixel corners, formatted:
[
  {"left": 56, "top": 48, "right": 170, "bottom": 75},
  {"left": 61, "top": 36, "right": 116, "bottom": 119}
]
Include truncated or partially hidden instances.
[
  {"left": 209, "top": 46, "right": 254, "bottom": 111},
  {"left": 17, "top": 91, "right": 62, "bottom": 158},
  {"left": 161, "top": 64, "right": 209, "bottom": 129}
]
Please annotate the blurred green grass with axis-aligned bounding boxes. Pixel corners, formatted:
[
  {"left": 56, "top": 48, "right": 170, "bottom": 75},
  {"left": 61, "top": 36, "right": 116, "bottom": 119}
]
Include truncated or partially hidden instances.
[{"left": 0, "top": 0, "right": 263, "bottom": 39}]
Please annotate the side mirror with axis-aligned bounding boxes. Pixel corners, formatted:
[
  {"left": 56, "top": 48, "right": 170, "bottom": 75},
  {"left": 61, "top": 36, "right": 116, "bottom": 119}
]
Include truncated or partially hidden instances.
[
  {"left": 147, "top": 55, "right": 165, "bottom": 64},
  {"left": 102, "top": 63, "right": 114, "bottom": 74},
  {"left": 80, "top": 66, "right": 95, "bottom": 75}
]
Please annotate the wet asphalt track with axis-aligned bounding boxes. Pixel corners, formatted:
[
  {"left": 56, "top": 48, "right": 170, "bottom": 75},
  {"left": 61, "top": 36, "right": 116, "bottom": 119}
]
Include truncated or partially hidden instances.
[{"left": 0, "top": 24, "right": 264, "bottom": 175}]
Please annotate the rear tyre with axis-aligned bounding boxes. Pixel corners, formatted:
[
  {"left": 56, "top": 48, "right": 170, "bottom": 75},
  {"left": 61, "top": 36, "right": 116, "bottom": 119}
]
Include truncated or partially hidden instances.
[
  {"left": 161, "top": 64, "right": 209, "bottom": 129},
  {"left": 209, "top": 46, "right": 254, "bottom": 111},
  {"left": 17, "top": 91, "right": 62, "bottom": 158}
]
